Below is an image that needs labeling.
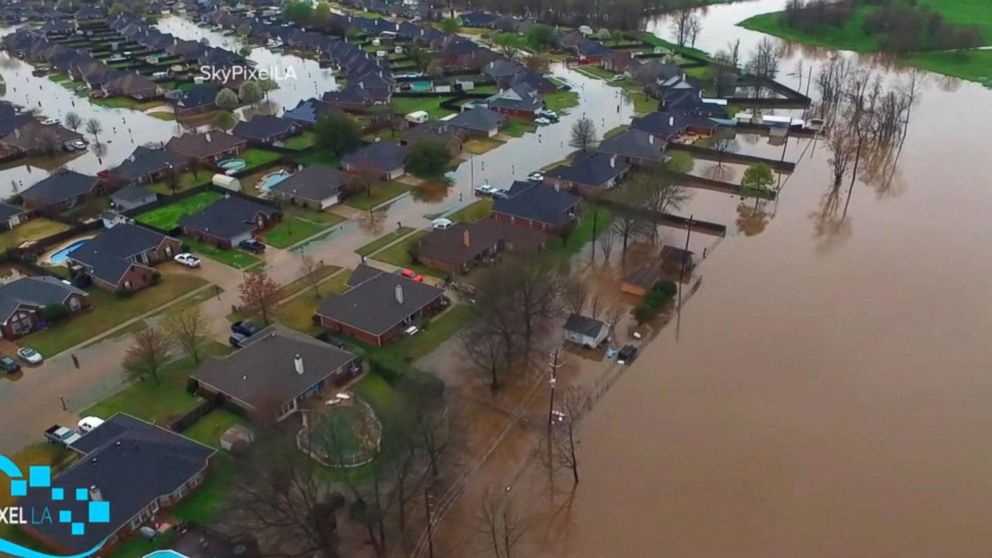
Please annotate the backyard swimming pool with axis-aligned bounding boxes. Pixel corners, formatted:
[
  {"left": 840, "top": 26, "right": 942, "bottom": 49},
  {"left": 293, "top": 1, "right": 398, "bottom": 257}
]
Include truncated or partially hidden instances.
[
  {"left": 47, "top": 239, "right": 89, "bottom": 265},
  {"left": 142, "top": 551, "right": 187, "bottom": 558},
  {"left": 259, "top": 170, "right": 292, "bottom": 191},
  {"left": 218, "top": 158, "right": 246, "bottom": 172}
]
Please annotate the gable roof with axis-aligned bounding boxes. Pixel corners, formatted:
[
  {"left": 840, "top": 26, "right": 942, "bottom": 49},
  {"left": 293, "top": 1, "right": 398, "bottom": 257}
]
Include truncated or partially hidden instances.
[
  {"left": 165, "top": 131, "right": 246, "bottom": 158},
  {"left": 346, "top": 263, "right": 385, "bottom": 288},
  {"left": 0, "top": 202, "right": 26, "bottom": 222},
  {"left": 564, "top": 313, "right": 608, "bottom": 337},
  {"left": 447, "top": 108, "right": 504, "bottom": 133},
  {"left": 20, "top": 414, "right": 215, "bottom": 555},
  {"left": 317, "top": 271, "right": 444, "bottom": 336},
  {"left": 400, "top": 120, "right": 466, "bottom": 145},
  {"left": 283, "top": 98, "right": 333, "bottom": 126},
  {"left": 341, "top": 141, "right": 407, "bottom": 172},
  {"left": 192, "top": 325, "right": 356, "bottom": 412},
  {"left": 492, "top": 182, "right": 579, "bottom": 227},
  {"left": 180, "top": 196, "right": 278, "bottom": 240},
  {"left": 487, "top": 82, "right": 543, "bottom": 112},
  {"left": 0, "top": 276, "right": 86, "bottom": 324},
  {"left": 2, "top": 120, "right": 82, "bottom": 152},
  {"left": 109, "top": 146, "right": 187, "bottom": 183},
  {"left": 232, "top": 115, "right": 298, "bottom": 142},
  {"left": 417, "top": 219, "right": 545, "bottom": 268},
  {"left": 174, "top": 85, "right": 218, "bottom": 109},
  {"left": 269, "top": 164, "right": 349, "bottom": 203},
  {"left": 20, "top": 169, "right": 99, "bottom": 206},
  {"left": 597, "top": 128, "right": 666, "bottom": 163},
  {"left": 111, "top": 184, "right": 157, "bottom": 204},
  {"left": 68, "top": 223, "right": 174, "bottom": 285},
  {"left": 545, "top": 152, "right": 631, "bottom": 187}
]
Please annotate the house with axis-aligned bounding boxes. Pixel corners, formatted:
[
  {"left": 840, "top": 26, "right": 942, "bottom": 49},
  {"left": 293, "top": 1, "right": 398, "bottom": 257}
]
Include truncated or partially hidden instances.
[
  {"left": 110, "top": 184, "right": 158, "bottom": 211},
  {"left": 399, "top": 120, "right": 465, "bottom": 156},
  {"left": 173, "top": 85, "right": 218, "bottom": 117},
  {"left": 0, "top": 276, "right": 89, "bottom": 339},
  {"left": 601, "top": 50, "right": 636, "bottom": 74},
  {"left": 193, "top": 325, "right": 359, "bottom": 421},
  {"left": 20, "top": 169, "right": 101, "bottom": 211},
  {"left": 101, "top": 72, "right": 161, "bottom": 100},
  {"left": 621, "top": 265, "right": 662, "bottom": 297},
  {"left": 68, "top": 223, "right": 181, "bottom": 292},
  {"left": 447, "top": 108, "right": 505, "bottom": 138},
  {"left": 571, "top": 38, "right": 612, "bottom": 64},
  {"left": 107, "top": 146, "right": 189, "bottom": 186},
  {"left": 316, "top": 267, "right": 446, "bottom": 346},
  {"left": 544, "top": 152, "right": 631, "bottom": 196},
  {"left": 486, "top": 82, "right": 543, "bottom": 119},
  {"left": 458, "top": 11, "right": 499, "bottom": 28},
  {"left": 631, "top": 111, "right": 717, "bottom": 142},
  {"left": 20, "top": 414, "right": 215, "bottom": 556},
  {"left": 597, "top": 128, "right": 667, "bottom": 167},
  {"left": 491, "top": 181, "right": 580, "bottom": 234},
  {"left": 283, "top": 98, "right": 336, "bottom": 128},
  {"left": 341, "top": 141, "right": 407, "bottom": 180},
  {"left": 165, "top": 131, "right": 247, "bottom": 163},
  {"left": 269, "top": 164, "right": 349, "bottom": 210},
  {"left": 563, "top": 313, "right": 609, "bottom": 348},
  {"left": 0, "top": 120, "right": 83, "bottom": 157},
  {"left": 416, "top": 219, "right": 546, "bottom": 274},
  {"left": 630, "top": 60, "right": 681, "bottom": 85},
  {"left": 180, "top": 196, "right": 280, "bottom": 248},
  {"left": 0, "top": 202, "right": 27, "bottom": 230},
  {"left": 232, "top": 115, "right": 302, "bottom": 146}
]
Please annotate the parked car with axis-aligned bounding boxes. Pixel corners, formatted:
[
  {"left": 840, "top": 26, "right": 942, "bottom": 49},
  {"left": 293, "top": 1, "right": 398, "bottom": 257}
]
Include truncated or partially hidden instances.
[
  {"left": 432, "top": 217, "right": 454, "bottom": 230},
  {"left": 0, "top": 355, "right": 21, "bottom": 374},
  {"left": 239, "top": 239, "right": 266, "bottom": 254},
  {"left": 534, "top": 117, "right": 551, "bottom": 126},
  {"left": 77, "top": 416, "right": 105, "bottom": 434},
  {"left": 229, "top": 332, "right": 249, "bottom": 349},
  {"left": 16, "top": 347, "right": 43, "bottom": 365},
  {"left": 536, "top": 109, "right": 559, "bottom": 122},
  {"left": 474, "top": 182, "right": 497, "bottom": 197},
  {"left": 45, "top": 425, "right": 81, "bottom": 447},
  {"left": 174, "top": 253, "right": 201, "bottom": 268},
  {"left": 617, "top": 344, "right": 638, "bottom": 365},
  {"left": 231, "top": 320, "right": 261, "bottom": 337},
  {"left": 400, "top": 269, "right": 424, "bottom": 282},
  {"left": 528, "top": 171, "right": 544, "bottom": 182},
  {"left": 491, "top": 189, "right": 510, "bottom": 200}
]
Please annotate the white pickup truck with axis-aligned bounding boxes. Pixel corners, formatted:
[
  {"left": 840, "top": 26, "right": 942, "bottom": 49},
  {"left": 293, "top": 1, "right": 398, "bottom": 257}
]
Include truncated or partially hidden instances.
[{"left": 45, "top": 425, "right": 81, "bottom": 448}]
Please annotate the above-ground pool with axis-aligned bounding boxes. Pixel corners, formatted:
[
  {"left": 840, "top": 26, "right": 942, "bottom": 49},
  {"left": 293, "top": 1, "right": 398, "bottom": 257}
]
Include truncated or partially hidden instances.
[
  {"left": 259, "top": 170, "right": 292, "bottom": 191},
  {"left": 218, "top": 158, "right": 246, "bottom": 171},
  {"left": 142, "top": 551, "right": 188, "bottom": 558},
  {"left": 47, "top": 239, "right": 89, "bottom": 265},
  {"left": 410, "top": 81, "right": 433, "bottom": 92}
]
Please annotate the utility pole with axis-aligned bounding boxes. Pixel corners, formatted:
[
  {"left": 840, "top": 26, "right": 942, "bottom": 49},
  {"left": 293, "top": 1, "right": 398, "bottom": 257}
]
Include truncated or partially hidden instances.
[
  {"left": 547, "top": 349, "right": 561, "bottom": 439},
  {"left": 676, "top": 215, "right": 693, "bottom": 341},
  {"left": 424, "top": 485, "right": 435, "bottom": 558}
]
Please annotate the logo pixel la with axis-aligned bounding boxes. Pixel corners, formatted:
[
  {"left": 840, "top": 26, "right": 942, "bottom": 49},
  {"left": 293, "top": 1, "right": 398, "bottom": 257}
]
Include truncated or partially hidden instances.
[{"left": 200, "top": 64, "right": 298, "bottom": 83}]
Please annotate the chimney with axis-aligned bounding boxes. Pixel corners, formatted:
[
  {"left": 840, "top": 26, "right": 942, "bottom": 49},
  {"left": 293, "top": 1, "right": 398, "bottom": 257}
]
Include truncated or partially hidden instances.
[
  {"left": 89, "top": 485, "right": 103, "bottom": 501},
  {"left": 205, "top": 132, "right": 212, "bottom": 143},
  {"left": 668, "top": 115, "right": 674, "bottom": 127},
  {"left": 359, "top": 81, "right": 364, "bottom": 89},
  {"left": 610, "top": 155, "right": 616, "bottom": 168},
  {"left": 395, "top": 283, "right": 404, "bottom": 305},
  {"left": 648, "top": 134, "right": 655, "bottom": 145},
  {"left": 463, "top": 228, "right": 470, "bottom": 247},
  {"left": 294, "top": 354, "right": 304, "bottom": 375},
  {"left": 698, "top": 89, "right": 703, "bottom": 98}
]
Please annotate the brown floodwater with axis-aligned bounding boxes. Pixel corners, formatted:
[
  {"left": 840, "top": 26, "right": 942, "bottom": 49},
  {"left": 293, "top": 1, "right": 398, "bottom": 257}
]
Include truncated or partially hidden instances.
[{"left": 426, "top": 1, "right": 992, "bottom": 557}]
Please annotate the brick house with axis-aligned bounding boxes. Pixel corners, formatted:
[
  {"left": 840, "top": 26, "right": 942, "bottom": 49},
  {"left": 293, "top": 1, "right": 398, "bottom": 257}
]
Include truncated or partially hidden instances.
[{"left": 0, "top": 276, "right": 89, "bottom": 339}]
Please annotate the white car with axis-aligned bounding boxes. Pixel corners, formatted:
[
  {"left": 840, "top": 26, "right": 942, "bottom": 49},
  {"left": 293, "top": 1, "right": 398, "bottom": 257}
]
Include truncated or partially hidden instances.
[
  {"left": 528, "top": 172, "right": 544, "bottom": 182},
  {"left": 174, "top": 253, "right": 201, "bottom": 268},
  {"left": 432, "top": 217, "right": 454, "bottom": 230},
  {"left": 491, "top": 189, "right": 510, "bottom": 200},
  {"left": 77, "top": 416, "right": 105, "bottom": 434},
  {"left": 475, "top": 182, "right": 497, "bottom": 196},
  {"left": 534, "top": 117, "right": 551, "bottom": 126},
  {"left": 16, "top": 347, "right": 43, "bottom": 365},
  {"left": 68, "top": 140, "right": 87, "bottom": 151}
]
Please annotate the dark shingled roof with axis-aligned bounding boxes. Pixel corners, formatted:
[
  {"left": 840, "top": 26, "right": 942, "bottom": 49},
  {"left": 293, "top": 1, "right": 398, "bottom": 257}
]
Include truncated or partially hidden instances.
[
  {"left": 417, "top": 219, "right": 545, "bottom": 269},
  {"left": 109, "top": 146, "right": 186, "bottom": 183},
  {"left": 0, "top": 202, "right": 26, "bottom": 222},
  {"left": 68, "top": 223, "right": 174, "bottom": 285},
  {"left": 111, "top": 184, "right": 156, "bottom": 204},
  {"left": 20, "top": 169, "right": 99, "bottom": 207},
  {"left": 20, "top": 414, "right": 215, "bottom": 555},
  {"left": 180, "top": 196, "right": 278, "bottom": 241},
  {"left": 597, "top": 128, "right": 666, "bottom": 163},
  {"left": 317, "top": 271, "right": 444, "bottom": 336},
  {"left": 486, "top": 82, "right": 543, "bottom": 113},
  {"left": 564, "top": 313, "right": 608, "bottom": 337},
  {"left": 232, "top": 115, "right": 299, "bottom": 142},
  {"left": 269, "top": 164, "right": 349, "bottom": 203},
  {"left": 165, "top": 131, "right": 246, "bottom": 158},
  {"left": 447, "top": 108, "right": 504, "bottom": 133},
  {"left": 0, "top": 276, "right": 86, "bottom": 323},
  {"left": 545, "top": 152, "right": 631, "bottom": 188},
  {"left": 492, "top": 182, "right": 579, "bottom": 228},
  {"left": 192, "top": 325, "right": 356, "bottom": 411},
  {"left": 347, "top": 263, "right": 385, "bottom": 288},
  {"left": 341, "top": 141, "right": 407, "bottom": 173}
]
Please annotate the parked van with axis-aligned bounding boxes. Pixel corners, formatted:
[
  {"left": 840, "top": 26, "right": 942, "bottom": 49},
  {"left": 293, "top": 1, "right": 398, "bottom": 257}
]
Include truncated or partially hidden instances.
[{"left": 405, "top": 110, "right": 429, "bottom": 124}]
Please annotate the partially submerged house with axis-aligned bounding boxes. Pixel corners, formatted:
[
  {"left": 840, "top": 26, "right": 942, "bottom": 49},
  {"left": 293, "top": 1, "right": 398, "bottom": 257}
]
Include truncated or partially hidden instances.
[
  {"left": 180, "top": 196, "right": 279, "bottom": 248},
  {"left": 0, "top": 276, "right": 89, "bottom": 339},
  {"left": 101, "top": 72, "right": 161, "bottom": 100},
  {"left": 192, "top": 325, "right": 360, "bottom": 421},
  {"left": 68, "top": 223, "right": 181, "bottom": 292},
  {"left": 341, "top": 140, "right": 407, "bottom": 180},
  {"left": 563, "top": 313, "right": 610, "bottom": 348},
  {"left": 485, "top": 82, "right": 543, "bottom": 119},
  {"left": 596, "top": 128, "right": 667, "bottom": 167},
  {"left": 316, "top": 266, "right": 446, "bottom": 346},
  {"left": 165, "top": 131, "right": 247, "bottom": 164},
  {"left": 446, "top": 108, "right": 505, "bottom": 138},
  {"left": 491, "top": 181, "right": 580, "bottom": 234},
  {"left": 0, "top": 120, "right": 83, "bottom": 157},
  {"left": 269, "top": 164, "right": 349, "bottom": 210},
  {"left": 20, "top": 169, "right": 101, "bottom": 211},
  {"left": 106, "top": 146, "right": 189, "bottom": 186},
  {"left": 416, "top": 219, "right": 546, "bottom": 274},
  {"left": 543, "top": 152, "right": 631, "bottom": 196},
  {"left": 399, "top": 120, "right": 466, "bottom": 156},
  {"left": 232, "top": 115, "right": 302, "bottom": 146}
]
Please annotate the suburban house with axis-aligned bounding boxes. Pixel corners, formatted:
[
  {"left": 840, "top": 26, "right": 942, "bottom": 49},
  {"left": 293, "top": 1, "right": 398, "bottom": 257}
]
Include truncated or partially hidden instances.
[
  {"left": 101, "top": 72, "right": 161, "bottom": 100},
  {"left": 180, "top": 196, "right": 280, "bottom": 248},
  {"left": 0, "top": 202, "right": 27, "bottom": 230},
  {"left": 596, "top": 128, "right": 667, "bottom": 167},
  {"left": 106, "top": 146, "right": 188, "bottom": 186},
  {"left": 446, "top": 108, "right": 505, "bottom": 138},
  {"left": 601, "top": 50, "right": 636, "bottom": 74},
  {"left": 165, "top": 131, "right": 247, "bottom": 163},
  {"left": 631, "top": 111, "right": 718, "bottom": 142},
  {"left": 571, "top": 38, "right": 612, "bottom": 64},
  {"left": 563, "top": 313, "right": 610, "bottom": 348},
  {"left": 486, "top": 82, "right": 543, "bottom": 119},
  {"left": 544, "top": 153, "right": 632, "bottom": 196},
  {"left": 341, "top": 141, "right": 407, "bottom": 180},
  {"left": 192, "top": 325, "right": 360, "bottom": 421},
  {"left": 491, "top": 181, "right": 580, "bottom": 233},
  {"left": 20, "top": 414, "right": 215, "bottom": 556},
  {"left": 0, "top": 120, "right": 84, "bottom": 157},
  {"left": 269, "top": 164, "right": 349, "bottom": 210},
  {"left": 416, "top": 219, "right": 546, "bottom": 274},
  {"left": 20, "top": 169, "right": 101, "bottom": 211},
  {"left": 67, "top": 223, "right": 181, "bottom": 292},
  {"left": 0, "top": 276, "right": 89, "bottom": 339},
  {"left": 172, "top": 85, "right": 218, "bottom": 117},
  {"left": 232, "top": 115, "right": 302, "bottom": 146},
  {"left": 110, "top": 184, "right": 158, "bottom": 211},
  {"left": 399, "top": 120, "right": 465, "bottom": 156},
  {"left": 316, "top": 266, "right": 446, "bottom": 346},
  {"left": 283, "top": 98, "right": 336, "bottom": 128}
]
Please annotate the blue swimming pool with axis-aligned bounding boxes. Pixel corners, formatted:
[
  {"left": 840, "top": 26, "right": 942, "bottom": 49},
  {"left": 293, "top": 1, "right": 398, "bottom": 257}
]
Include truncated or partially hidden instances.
[
  {"left": 48, "top": 239, "right": 89, "bottom": 265},
  {"left": 218, "top": 158, "right": 247, "bottom": 171},
  {"left": 259, "top": 170, "right": 291, "bottom": 191},
  {"left": 142, "top": 551, "right": 187, "bottom": 558}
]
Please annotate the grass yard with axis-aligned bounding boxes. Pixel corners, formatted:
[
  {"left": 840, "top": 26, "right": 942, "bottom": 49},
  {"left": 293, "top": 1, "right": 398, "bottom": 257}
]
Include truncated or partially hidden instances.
[
  {"left": 242, "top": 148, "right": 283, "bottom": 170},
  {"left": 0, "top": 218, "right": 70, "bottom": 251},
  {"left": 356, "top": 227, "right": 414, "bottom": 256},
  {"left": 371, "top": 229, "right": 442, "bottom": 277},
  {"left": 22, "top": 274, "right": 210, "bottom": 357},
  {"left": 448, "top": 199, "right": 493, "bottom": 223},
  {"left": 148, "top": 111, "right": 177, "bottom": 121},
  {"left": 273, "top": 269, "right": 353, "bottom": 334},
  {"left": 464, "top": 137, "right": 504, "bottom": 155},
  {"left": 183, "top": 408, "right": 250, "bottom": 449},
  {"left": 579, "top": 65, "right": 620, "bottom": 81},
  {"left": 185, "top": 238, "right": 260, "bottom": 269},
  {"left": 135, "top": 191, "right": 222, "bottom": 230},
  {"left": 370, "top": 304, "right": 474, "bottom": 369},
  {"left": 623, "top": 86, "right": 659, "bottom": 115},
  {"left": 502, "top": 118, "right": 538, "bottom": 138},
  {"left": 543, "top": 91, "right": 580, "bottom": 113},
  {"left": 262, "top": 216, "right": 330, "bottom": 248},
  {"left": 344, "top": 180, "right": 410, "bottom": 210},
  {"left": 283, "top": 131, "right": 317, "bottom": 150},
  {"left": 905, "top": 49, "right": 992, "bottom": 86},
  {"left": 294, "top": 149, "right": 341, "bottom": 167},
  {"left": 92, "top": 97, "right": 166, "bottom": 111},
  {"left": 547, "top": 206, "right": 614, "bottom": 261},
  {"left": 390, "top": 96, "right": 455, "bottom": 119},
  {"left": 147, "top": 170, "right": 212, "bottom": 195}
]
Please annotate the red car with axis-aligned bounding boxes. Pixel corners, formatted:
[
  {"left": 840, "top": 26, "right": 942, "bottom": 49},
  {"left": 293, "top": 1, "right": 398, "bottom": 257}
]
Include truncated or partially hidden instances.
[{"left": 401, "top": 269, "right": 424, "bottom": 282}]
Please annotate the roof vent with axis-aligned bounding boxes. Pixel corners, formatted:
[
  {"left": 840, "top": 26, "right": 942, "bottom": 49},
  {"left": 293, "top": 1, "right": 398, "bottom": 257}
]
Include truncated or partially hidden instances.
[
  {"left": 395, "top": 283, "right": 404, "bottom": 305},
  {"left": 294, "top": 353, "right": 304, "bottom": 375}
]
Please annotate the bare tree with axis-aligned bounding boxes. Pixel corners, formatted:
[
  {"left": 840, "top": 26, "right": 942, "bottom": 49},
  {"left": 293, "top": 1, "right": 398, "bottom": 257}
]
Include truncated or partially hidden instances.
[
  {"left": 686, "top": 14, "right": 702, "bottom": 48},
  {"left": 538, "top": 387, "right": 589, "bottom": 485},
  {"left": 163, "top": 305, "right": 209, "bottom": 363},
  {"left": 121, "top": 326, "right": 171, "bottom": 385},
  {"left": 562, "top": 276, "right": 588, "bottom": 315},
  {"left": 462, "top": 317, "right": 516, "bottom": 391},
  {"left": 84, "top": 118, "right": 103, "bottom": 143},
  {"left": 569, "top": 116, "right": 597, "bottom": 152},
  {"left": 669, "top": 5, "right": 698, "bottom": 48},
  {"left": 745, "top": 37, "right": 781, "bottom": 97},
  {"left": 300, "top": 254, "right": 324, "bottom": 298},
  {"left": 476, "top": 486, "right": 528, "bottom": 558},
  {"left": 64, "top": 111, "right": 82, "bottom": 132},
  {"left": 710, "top": 135, "right": 740, "bottom": 167},
  {"left": 238, "top": 271, "right": 281, "bottom": 324}
]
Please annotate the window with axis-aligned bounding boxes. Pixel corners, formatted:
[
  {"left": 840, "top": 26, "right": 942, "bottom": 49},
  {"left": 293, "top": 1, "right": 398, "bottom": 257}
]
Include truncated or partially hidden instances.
[{"left": 68, "top": 297, "right": 81, "bottom": 311}]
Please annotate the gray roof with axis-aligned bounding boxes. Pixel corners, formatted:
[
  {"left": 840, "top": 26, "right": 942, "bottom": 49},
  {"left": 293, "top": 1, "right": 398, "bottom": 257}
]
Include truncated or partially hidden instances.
[
  {"left": 564, "top": 313, "right": 607, "bottom": 337},
  {"left": 20, "top": 414, "right": 215, "bottom": 555},
  {"left": 347, "top": 263, "right": 385, "bottom": 288},
  {"left": 110, "top": 146, "right": 187, "bottom": 183},
  {"left": 486, "top": 83, "right": 543, "bottom": 112},
  {"left": 545, "top": 152, "right": 631, "bottom": 188},
  {"left": 270, "top": 164, "right": 349, "bottom": 203},
  {"left": 597, "top": 129, "right": 666, "bottom": 163},
  {"left": 341, "top": 141, "right": 407, "bottom": 173},
  {"left": 192, "top": 325, "right": 356, "bottom": 411},
  {"left": 180, "top": 196, "right": 278, "bottom": 241},
  {"left": 0, "top": 202, "right": 26, "bottom": 221},
  {"left": 317, "top": 271, "right": 444, "bottom": 336},
  {"left": 232, "top": 115, "right": 299, "bottom": 142},
  {"left": 492, "top": 181, "right": 579, "bottom": 227},
  {"left": 0, "top": 276, "right": 86, "bottom": 323},
  {"left": 111, "top": 184, "right": 157, "bottom": 204},
  {"left": 68, "top": 223, "right": 174, "bottom": 285},
  {"left": 21, "top": 169, "right": 99, "bottom": 206},
  {"left": 448, "top": 108, "right": 504, "bottom": 133},
  {"left": 165, "top": 131, "right": 246, "bottom": 158}
]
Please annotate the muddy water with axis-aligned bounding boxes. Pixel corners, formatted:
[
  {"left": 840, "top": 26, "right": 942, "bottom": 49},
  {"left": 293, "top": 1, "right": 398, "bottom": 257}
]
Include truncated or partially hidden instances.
[{"left": 428, "top": 1, "right": 992, "bottom": 557}]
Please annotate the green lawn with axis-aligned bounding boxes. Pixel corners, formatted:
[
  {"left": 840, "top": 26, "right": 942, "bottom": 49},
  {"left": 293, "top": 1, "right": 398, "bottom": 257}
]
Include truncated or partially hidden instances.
[
  {"left": 547, "top": 206, "right": 615, "bottom": 261},
  {"left": 272, "top": 269, "right": 353, "bottom": 334},
  {"left": 390, "top": 96, "right": 455, "bottom": 119},
  {"left": 147, "top": 170, "right": 213, "bottom": 195},
  {"left": 464, "top": 137, "right": 504, "bottom": 155},
  {"left": 135, "top": 191, "right": 222, "bottom": 230},
  {"left": 502, "top": 118, "right": 538, "bottom": 138},
  {"left": 92, "top": 97, "right": 166, "bottom": 111},
  {"left": 0, "top": 218, "right": 70, "bottom": 252},
  {"left": 905, "top": 49, "right": 992, "bottom": 85},
  {"left": 148, "top": 111, "right": 177, "bottom": 121},
  {"left": 294, "top": 150, "right": 341, "bottom": 167},
  {"left": 370, "top": 304, "right": 474, "bottom": 369},
  {"left": 262, "top": 216, "right": 332, "bottom": 248},
  {"left": 579, "top": 65, "right": 620, "bottom": 81},
  {"left": 283, "top": 131, "right": 317, "bottom": 150},
  {"left": 22, "top": 275, "right": 210, "bottom": 357},
  {"left": 624, "top": 86, "right": 659, "bottom": 115},
  {"left": 344, "top": 180, "right": 410, "bottom": 210},
  {"left": 448, "top": 199, "right": 493, "bottom": 223},
  {"left": 356, "top": 227, "right": 415, "bottom": 256},
  {"left": 183, "top": 408, "right": 250, "bottom": 448},
  {"left": 242, "top": 148, "right": 283, "bottom": 170},
  {"left": 544, "top": 91, "right": 580, "bottom": 113},
  {"left": 185, "top": 238, "right": 260, "bottom": 269},
  {"left": 371, "top": 229, "right": 442, "bottom": 277},
  {"left": 174, "top": 454, "right": 236, "bottom": 524}
]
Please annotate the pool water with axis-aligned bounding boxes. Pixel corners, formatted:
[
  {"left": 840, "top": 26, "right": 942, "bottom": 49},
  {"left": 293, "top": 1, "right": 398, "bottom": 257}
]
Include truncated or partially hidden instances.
[
  {"left": 218, "top": 158, "right": 247, "bottom": 171},
  {"left": 410, "top": 81, "right": 433, "bottom": 92},
  {"left": 259, "top": 170, "right": 291, "bottom": 191},
  {"left": 48, "top": 239, "right": 89, "bottom": 265},
  {"left": 142, "top": 551, "right": 187, "bottom": 558}
]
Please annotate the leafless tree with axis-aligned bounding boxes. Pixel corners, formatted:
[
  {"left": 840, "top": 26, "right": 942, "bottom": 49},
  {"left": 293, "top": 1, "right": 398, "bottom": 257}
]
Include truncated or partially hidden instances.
[
  {"left": 462, "top": 312, "right": 518, "bottom": 391},
  {"left": 562, "top": 276, "right": 588, "bottom": 315},
  {"left": 569, "top": 116, "right": 597, "bottom": 152},
  {"left": 300, "top": 254, "right": 324, "bottom": 298},
  {"left": 476, "top": 486, "right": 528, "bottom": 558},
  {"left": 163, "top": 305, "right": 209, "bottom": 363},
  {"left": 538, "top": 387, "right": 590, "bottom": 485},
  {"left": 669, "top": 5, "right": 698, "bottom": 48},
  {"left": 84, "top": 118, "right": 102, "bottom": 143},
  {"left": 64, "top": 111, "right": 82, "bottom": 132},
  {"left": 686, "top": 15, "right": 702, "bottom": 48},
  {"left": 506, "top": 256, "right": 566, "bottom": 360},
  {"left": 744, "top": 37, "right": 781, "bottom": 97},
  {"left": 121, "top": 326, "right": 171, "bottom": 385}
]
